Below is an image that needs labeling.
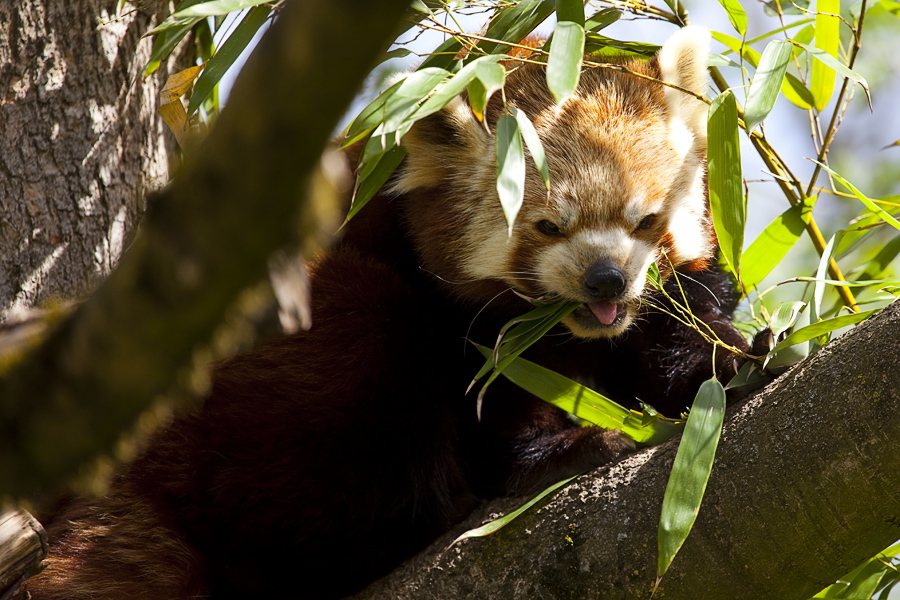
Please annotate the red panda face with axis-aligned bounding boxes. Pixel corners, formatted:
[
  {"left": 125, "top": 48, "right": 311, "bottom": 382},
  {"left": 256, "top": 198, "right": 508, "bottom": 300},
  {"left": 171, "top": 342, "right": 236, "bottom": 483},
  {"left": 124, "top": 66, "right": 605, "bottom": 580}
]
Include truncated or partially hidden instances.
[{"left": 392, "top": 27, "right": 713, "bottom": 339}]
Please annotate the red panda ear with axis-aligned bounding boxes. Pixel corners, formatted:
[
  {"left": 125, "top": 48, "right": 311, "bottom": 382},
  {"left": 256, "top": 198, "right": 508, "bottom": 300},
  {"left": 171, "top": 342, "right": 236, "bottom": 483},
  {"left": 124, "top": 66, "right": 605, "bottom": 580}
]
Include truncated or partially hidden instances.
[
  {"left": 391, "top": 96, "right": 492, "bottom": 194},
  {"left": 657, "top": 26, "right": 710, "bottom": 140}
]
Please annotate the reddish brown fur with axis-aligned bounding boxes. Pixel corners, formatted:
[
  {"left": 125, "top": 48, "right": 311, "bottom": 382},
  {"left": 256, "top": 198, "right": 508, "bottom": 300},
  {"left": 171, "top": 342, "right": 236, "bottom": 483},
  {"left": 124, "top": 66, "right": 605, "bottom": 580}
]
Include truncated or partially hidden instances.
[{"left": 30, "top": 30, "right": 747, "bottom": 600}]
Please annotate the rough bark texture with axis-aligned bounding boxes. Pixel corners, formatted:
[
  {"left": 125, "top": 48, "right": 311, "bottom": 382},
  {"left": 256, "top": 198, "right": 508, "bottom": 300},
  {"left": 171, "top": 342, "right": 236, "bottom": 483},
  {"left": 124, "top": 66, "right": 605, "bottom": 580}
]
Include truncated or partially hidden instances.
[
  {"left": 0, "top": 507, "right": 47, "bottom": 598},
  {"left": 350, "top": 298, "right": 900, "bottom": 600},
  {"left": 0, "top": 0, "right": 410, "bottom": 497},
  {"left": 0, "top": 0, "right": 188, "bottom": 317}
]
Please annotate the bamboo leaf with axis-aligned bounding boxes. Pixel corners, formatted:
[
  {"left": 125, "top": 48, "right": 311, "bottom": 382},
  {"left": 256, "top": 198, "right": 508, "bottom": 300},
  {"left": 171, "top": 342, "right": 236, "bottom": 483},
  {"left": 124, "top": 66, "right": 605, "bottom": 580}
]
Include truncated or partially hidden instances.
[
  {"left": 740, "top": 195, "right": 815, "bottom": 291},
  {"left": 772, "top": 309, "right": 878, "bottom": 352},
  {"left": 451, "top": 475, "right": 577, "bottom": 545},
  {"left": 468, "top": 62, "right": 506, "bottom": 122},
  {"left": 744, "top": 39, "right": 793, "bottom": 131},
  {"left": 782, "top": 72, "right": 814, "bottom": 109},
  {"left": 814, "top": 542, "right": 900, "bottom": 598},
  {"left": 657, "top": 378, "right": 726, "bottom": 579},
  {"left": 817, "top": 163, "right": 900, "bottom": 232},
  {"left": 347, "top": 145, "right": 407, "bottom": 222},
  {"left": 584, "top": 34, "right": 660, "bottom": 57},
  {"left": 418, "top": 37, "right": 465, "bottom": 71},
  {"left": 792, "top": 40, "right": 872, "bottom": 109},
  {"left": 496, "top": 113, "right": 526, "bottom": 234},
  {"left": 707, "top": 91, "right": 744, "bottom": 280},
  {"left": 510, "top": 107, "right": 550, "bottom": 191},
  {"left": 342, "top": 80, "right": 404, "bottom": 148},
  {"left": 556, "top": 0, "right": 585, "bottom": 25},
  {"left": 714, "top": 31, "right": 812, "bottom": 109},
  {"left": 812, "top": 231, "right": 842, "bottom": 325},
  {"left": 171, "top": 0, "right": 274, "bottom": 18},
  {"left": 474, "top": 345, "right": 684, "bottom": 445},
  {"left": 413, "top": 56, "right": 505, "bottom": 123},
  {"left": 782, "top": 277, "right": 900, "bottom": 288},
  {"left": 187, "top": 5, "right": 271, "bottom": 115},
  {"left": 770, "top": 301, "right": 807, "bottom": 338},
  {"left": 811, "top": 0, "right": 840, "bottom": 111},
  {"left": 144, "top": 0, "right": 208, "bottom": 75},
  {"left": 382, "top": 67, "right": 450, "bottom": 133},
  {"left": 585, "top": 7, "right": 621, "bottom": 31},
  {"left": 547, "top": 21, "right": 585, "bottom": 105},
  {"left": 712, "top": 30, "right": 760, "bottom": 67},
  {"left": 469, "top": 301, "right": 580, "bottom": 412},
  {"left": 717, "top": 0, "right": 748, "bottom": 37},
  {"left": 477, "top": 0, "right": 556, "bottom": 56},
  {"left": 857, "top": 234, "right": 900, "bottom": 282}
]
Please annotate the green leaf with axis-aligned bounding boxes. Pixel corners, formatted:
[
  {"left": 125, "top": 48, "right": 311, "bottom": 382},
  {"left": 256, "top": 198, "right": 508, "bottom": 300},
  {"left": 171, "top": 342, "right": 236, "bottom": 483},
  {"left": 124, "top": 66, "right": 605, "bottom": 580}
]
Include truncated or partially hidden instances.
[
  {"left": 468, "top": 62, "right": 506, "bottom": 122},
  {"left": 770, "top": 301, "right": 807, "bottom": 338},
  {"left": 740, "top": 195, "right": 815, "bottom": 291},
  {"left": 707, "top": 91, "right": 744, "bottom": 281},
  {"left": 478, "top": 0, "right": 556, "bottom": 56},
  {"left": 818, "top": 163, "right": 900, "bottom": 232},
  {"left": 772, "top": 309, "right": 878, "bottom": 352},
  {"left": 814, "top": 542, "right": 900, "bottom": 598},
  {"left": 451, "top": 475, "right": 577, "bottom": 545},
  {"left": 187, "top": 5, "right": 271, "bottom": 115},
  {"left": 857, "top": 234, "right": 900, "bottom": 282},
  {"left": 418, "top": 37, "right": 465, "bottom": 71},
  {"left": 785, "top": 277, "right": 900, "bottom": 288},
  {"left": 647, "top": 262, "right": 664, "bottom": 290},
  {"left": 713, "top": 30, "right": 813, "bottom": 109},
  {"left": 556, "top": 0, "right": 585, "bottom": 25},
  {"left": 792, "top": 40, "right": 872, "bottom": 109},
  {"left": 382, "top": 67, "right": 450, "bottom": 133},
  {"left": 717, "top": 0, "right": 748, "bottom": 37},
  {"left": 413, "top": 56, "right": 504, "bottom": 123},
  {"left": 585, "top": 7, "right": 621, "bottom": 31},
  {"left": 342, "top": 80, "right": 404, "bottom": 148},
  {"left": 744, "top": 39, "right": 793, "bottom": 131},
  {"left": 547, "top": 21, "right": 585, "bottom": 105},
  {"left": 171, "top": 0, "right": 275, "bottom": 18},
  {"left": 470, "top": 301, "right": 580, "bottom": 413},
  {"left": 584, "top": 34, "right": 660, "bottom": 57},
  {"left": 657, "top": 378, "right": 726, "bottom": 579},
  {"left": 144, "top": 0, "right": 208, "bottom": 76},
  {"left": 764, "top": 305, "right": 812, "bottom": 370},
  {"left": 764, "top": 0, "right": 811, "bottom": 15},
  {"left": 812, "top": 0, "right": 840, "bottom": 111},
  {"left": 347, "top": 145, "right": 407, "bottom": 222},
  {"left": 474, "top": 345, "right": 684, "bottom": 445},
  {"left": 510, "top": 107, "right": 550, "bottom": 191},
  {"left": 782, "top": 72, "right": 815, "bottom": 109},
  {"left": 811, "top": 231, "right": 842, "bottom": 325},
  {"left": 496, "top": 113, "right": 526, "bottom": 235},
  {"left": 712, "top": 30, "right": 761, "bottom": 67}
]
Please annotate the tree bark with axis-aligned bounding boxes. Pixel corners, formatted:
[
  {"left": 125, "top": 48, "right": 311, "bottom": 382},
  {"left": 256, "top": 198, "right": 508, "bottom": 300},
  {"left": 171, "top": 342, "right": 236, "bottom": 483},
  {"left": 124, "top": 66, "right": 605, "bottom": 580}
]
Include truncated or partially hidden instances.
[
  {"left": 0, "top": 507, "right": 47, "bottom": 599},
  {"left": 0, "top": 0, "right": 188, "bottom": 317},
  {"left": 350, "top": 299, "right": 900, "bottom": 600}
]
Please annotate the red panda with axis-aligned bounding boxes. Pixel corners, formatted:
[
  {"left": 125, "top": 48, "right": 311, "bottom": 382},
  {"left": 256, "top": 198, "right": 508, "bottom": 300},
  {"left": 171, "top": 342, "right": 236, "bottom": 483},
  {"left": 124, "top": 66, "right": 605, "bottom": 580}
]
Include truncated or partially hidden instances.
[{"left": 29, "top": 26, "right": 748, "bottom": 600}]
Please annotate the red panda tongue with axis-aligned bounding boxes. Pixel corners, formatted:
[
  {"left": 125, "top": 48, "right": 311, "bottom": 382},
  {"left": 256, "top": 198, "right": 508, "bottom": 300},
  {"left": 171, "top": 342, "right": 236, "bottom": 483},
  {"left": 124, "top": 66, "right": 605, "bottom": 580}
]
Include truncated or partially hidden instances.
[{"left": 588, "top": 301, "right": 619, "bottom": 325}]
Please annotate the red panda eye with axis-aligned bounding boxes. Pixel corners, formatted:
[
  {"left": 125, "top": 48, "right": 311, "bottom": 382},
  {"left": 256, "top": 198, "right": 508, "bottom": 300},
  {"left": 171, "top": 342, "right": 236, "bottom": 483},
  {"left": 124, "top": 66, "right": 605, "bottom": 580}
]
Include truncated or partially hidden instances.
[
  {"left": 537, "top": 220, "right": 563, "bottom": 236},
  {"left": 635, "top": 214, "right": 656, "bottom": 233}
]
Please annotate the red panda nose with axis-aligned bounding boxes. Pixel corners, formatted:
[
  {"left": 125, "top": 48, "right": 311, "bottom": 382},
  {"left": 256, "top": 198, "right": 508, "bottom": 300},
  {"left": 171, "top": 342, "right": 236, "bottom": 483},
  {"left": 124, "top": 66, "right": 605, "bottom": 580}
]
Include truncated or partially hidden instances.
[{"left": 584, "top": 261, "right": 626, "bottom": 299}]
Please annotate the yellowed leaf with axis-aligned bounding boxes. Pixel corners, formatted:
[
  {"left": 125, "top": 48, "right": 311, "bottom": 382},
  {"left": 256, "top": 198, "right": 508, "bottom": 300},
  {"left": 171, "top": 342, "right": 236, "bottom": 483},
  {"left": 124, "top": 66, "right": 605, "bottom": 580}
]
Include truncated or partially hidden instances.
[{"left": 159, "top": 65, "right": 203, "bottom": 146}]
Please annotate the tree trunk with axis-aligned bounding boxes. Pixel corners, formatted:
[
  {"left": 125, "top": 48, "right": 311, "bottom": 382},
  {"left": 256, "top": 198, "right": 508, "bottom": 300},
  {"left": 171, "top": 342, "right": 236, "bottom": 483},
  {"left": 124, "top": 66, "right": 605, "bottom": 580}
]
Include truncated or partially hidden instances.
[
  {"left": 0, "top": 0, "right": 189, "bottom": 317},
  {"left": 350, "top": 298, "right": 900, "bottom": 600}
]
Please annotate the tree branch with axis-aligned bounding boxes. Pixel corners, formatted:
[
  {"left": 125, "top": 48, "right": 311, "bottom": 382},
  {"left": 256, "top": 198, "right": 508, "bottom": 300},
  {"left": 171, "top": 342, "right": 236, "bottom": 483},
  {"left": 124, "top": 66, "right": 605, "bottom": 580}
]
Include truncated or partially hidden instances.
[{"left": 352, "top": 299, "right": 900, "bottom": 600}]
